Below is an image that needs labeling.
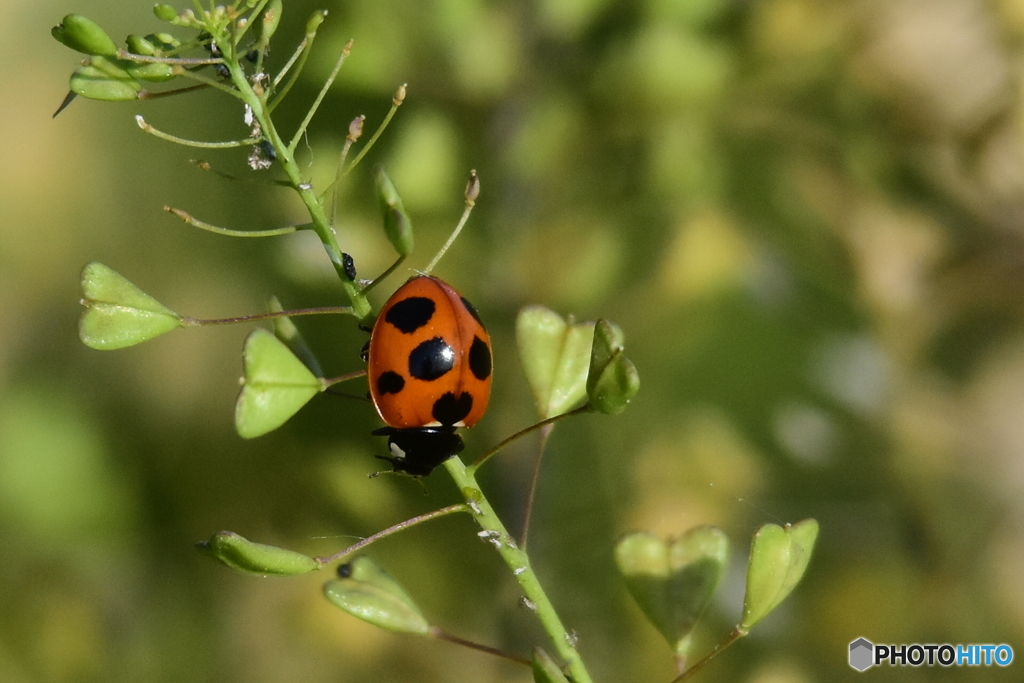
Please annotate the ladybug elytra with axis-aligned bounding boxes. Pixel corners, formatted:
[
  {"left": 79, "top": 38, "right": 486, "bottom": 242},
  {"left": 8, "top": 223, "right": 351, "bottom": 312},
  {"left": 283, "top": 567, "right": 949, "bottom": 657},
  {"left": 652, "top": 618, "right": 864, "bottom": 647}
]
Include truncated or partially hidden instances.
[{"left": 367, "top": 275, "right": 492, "bottom": 476}]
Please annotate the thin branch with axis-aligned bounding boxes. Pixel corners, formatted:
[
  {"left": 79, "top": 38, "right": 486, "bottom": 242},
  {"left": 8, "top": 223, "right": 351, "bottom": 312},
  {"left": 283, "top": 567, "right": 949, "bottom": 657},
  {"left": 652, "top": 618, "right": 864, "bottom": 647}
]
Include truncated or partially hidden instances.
[
  {"left": 138, "top": 83, "right": 210, "bottom": 100},
  {"left": 469, "top": 405, "right": 590, "bottom": 472},
  {"left": 518, "top": 422, "right": 554, "bottom": 550},
  {"left": 315, "top": 505, "right": 469, "bottom": 565},
  {"left": 344, "top": 84, "right": 406, "bottom": 175},
  {"left": 361, "top": 255, "right": 406, "bottom": 295},
  {"left": 116, "top": 49, "right": 225, "bottom": 66},
  {"left": 165, "top": 206, "right": 305, "bottom": 236},
  {"left": 172, "top": 66, "right": 243, "bottom": 97},
  {"left": 272, "top": 34, "right": 309, "bottom": 89},
  {"left": 287, "top": 39, "right": 352, "bottom": 154},
  {"left": 190, "top": 159, "right": 293, "bottom": 187},
  {"left": 138, "top": 116, "right": 258, "bottom": 149},
  {"left": 329, "top": 115, "right": 365, "bottom": 223},
  {"left": 268, "top": 35, "right": 315, "bottom": 112},
  {"left": 430, "top": 627, "right": 531, "bottom": 667},
  {"left": 424, "top": 170, "right": 479, "bottom": 275},
  {"left": 180, "top": 305, "right": 355, "bottom": 327},
  {"left": 232, "top": 0, "right": 270, "bottom": 48},
  {"left": 322, "top": 369, "right": 367, "bottom": 387},
  {"left": 670, "top": 627, "right": 747, "bottom": 683}
]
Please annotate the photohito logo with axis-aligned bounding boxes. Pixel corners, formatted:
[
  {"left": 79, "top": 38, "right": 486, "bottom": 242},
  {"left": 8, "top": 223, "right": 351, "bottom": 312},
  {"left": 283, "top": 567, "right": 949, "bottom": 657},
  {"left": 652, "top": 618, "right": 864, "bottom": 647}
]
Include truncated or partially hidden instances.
[{"left": 849, "top": 638, "right": 1014, "bottom": 671}]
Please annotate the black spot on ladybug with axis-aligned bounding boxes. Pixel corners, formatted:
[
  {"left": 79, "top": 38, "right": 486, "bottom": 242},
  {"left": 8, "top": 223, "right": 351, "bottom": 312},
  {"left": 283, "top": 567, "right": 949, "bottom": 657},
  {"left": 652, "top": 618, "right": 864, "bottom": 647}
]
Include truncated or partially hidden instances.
[
  {"left": 385, "top": 297, "right": 435, "bottom": 334},
  {"left": 342, "top": 252, "right": 357, "bottom": 281},
  {"left": 460, "top": 296, "right": 485, "bottom": 327},
  {"left": 432, "top": 392, "right": 473, "bottom": 426},
  {"left": 408, "top": 337, "right": 455, "bottom": 381},
  {"left": 377, "top": 371, "right": 405, "bottom": 395},
  {"left": 469, "top": 336, "right": 492, "bottom": 380}
]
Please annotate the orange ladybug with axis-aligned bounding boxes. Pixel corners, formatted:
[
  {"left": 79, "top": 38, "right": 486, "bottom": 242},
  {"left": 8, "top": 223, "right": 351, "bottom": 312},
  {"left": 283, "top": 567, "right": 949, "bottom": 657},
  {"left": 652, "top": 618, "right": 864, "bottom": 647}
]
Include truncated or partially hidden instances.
[{"left": 367, "top": 275, "right": 492, "bottom": 475}]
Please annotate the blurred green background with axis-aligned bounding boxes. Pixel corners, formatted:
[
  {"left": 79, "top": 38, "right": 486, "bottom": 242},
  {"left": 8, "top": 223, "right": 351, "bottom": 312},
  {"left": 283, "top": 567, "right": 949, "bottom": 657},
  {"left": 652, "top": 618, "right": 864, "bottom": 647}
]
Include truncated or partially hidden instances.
[{"left": 3, "top": 0, "right": 1024, "bottom": 681}]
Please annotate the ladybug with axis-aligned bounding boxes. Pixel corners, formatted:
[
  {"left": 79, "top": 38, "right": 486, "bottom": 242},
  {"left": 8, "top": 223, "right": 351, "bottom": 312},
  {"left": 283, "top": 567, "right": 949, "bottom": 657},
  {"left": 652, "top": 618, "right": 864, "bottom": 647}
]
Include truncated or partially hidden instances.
[{"left": 367, "top": 275, "right": 492, "bottom": 476}]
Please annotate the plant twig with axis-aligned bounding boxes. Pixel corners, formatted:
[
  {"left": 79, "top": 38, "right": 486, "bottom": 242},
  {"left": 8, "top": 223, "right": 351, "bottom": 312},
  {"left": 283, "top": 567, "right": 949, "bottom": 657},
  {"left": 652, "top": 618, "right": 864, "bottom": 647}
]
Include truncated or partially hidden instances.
[
  {"left": 670, "top": 627, "right": 747, "bottom": 682},
  {"left": 443, "top": 458, "right": 594, "bottom": 683},
  {"left": 164, "top": 206, "right": 303, "bottom": 236},
  {"left": 424, "top": 170, "right": 478, "bottom": 275},
  {"left": 138, "top": 117, "right": 258, "bottom": 148},
  {"left": 469, "top": 405, "right": 590, "bottom": 472},
  {"left": 180, "top": 305, "right": 355, "bottom": 327},
  {"left": 343, "top": 84, "right": 406, "bottom": 175},
  {"left": 430, "top": 627, "right": 531, "bottom": 667},
  {"left": 287, "top": 39, "right": 352, "bottom": 154},
  {"left": 519, "top": 422, "right": 554, "bottom": 550},
  {"left": 315, "top": 505, "right": 470, "bottom": 565}
]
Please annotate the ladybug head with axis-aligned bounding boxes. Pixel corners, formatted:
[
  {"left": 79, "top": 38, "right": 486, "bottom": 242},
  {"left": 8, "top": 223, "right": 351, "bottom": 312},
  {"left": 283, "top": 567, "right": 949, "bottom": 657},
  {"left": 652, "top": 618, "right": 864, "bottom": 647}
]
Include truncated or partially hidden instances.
[{"left": 371, "top": 426, "right": 464, "bottom": 477}]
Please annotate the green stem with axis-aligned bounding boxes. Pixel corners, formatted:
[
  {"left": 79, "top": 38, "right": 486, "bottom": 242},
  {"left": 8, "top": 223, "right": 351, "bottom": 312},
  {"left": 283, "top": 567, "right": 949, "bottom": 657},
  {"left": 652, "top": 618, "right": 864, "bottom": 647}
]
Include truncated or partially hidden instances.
[
  {"left": 287, "top": 39, "right": 353, "bottom": 155},
  {"left": 136, "top": 116, "right": 258, "bottom": 148},
  {"left": 222, "top": 58, "right": 371, "bottom": 321},
  {"left": 443, "top": 457, "right": 594, "bottom": 683},
  {"left": 519, "top": 422, "right": 554, "bottom": 550},
  {"left": 165, "top": 206, "right": 302, "bottom": 236},
  {"left": 180, "top": 305, "right": 354, "bottom": 327},
  {"left": 344, "top": 84, "right": 405, "bottom": 175},
  {"left": 430, "top": 627, "right": 531, "bottom": 667},
  {"left": 321, "top": 369, "right": 367, "bottom": 388},
  {"left": 361, "top": 255, "right": 406, "bottom": 295},
  {"left": 671, "top": 627, "right": 746, "bottom": 682},
  {"left": 468, "top": 405, "right": 590, "bottom": 472},
  {"left": 315, "top": 504, "right": 469, "bottom": 565},
  {"left": 424, "top": 174, "right": 477, "bottom": 275}
]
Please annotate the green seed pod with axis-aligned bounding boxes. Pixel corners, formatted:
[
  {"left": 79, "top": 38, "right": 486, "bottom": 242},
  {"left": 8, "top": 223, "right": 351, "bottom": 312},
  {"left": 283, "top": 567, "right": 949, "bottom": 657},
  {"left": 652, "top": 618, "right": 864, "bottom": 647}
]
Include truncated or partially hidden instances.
[
  {"left": 615, "top": 527, "right": 728, "bottom": 658},
  {"left": 305, "top": 9, "right": 327, "bottom": 35},
  {"left": 126, "top": 61, "right": 176, "bottom": 83},
  {"left": 126, "top": 34, "right": 156, "bottom": 56},
  {"left": 516, "top": 306, "right": 594, "bottom": 419},
  {"left": 70, "top": 66, "right": 141, "bottom": 101},
  {"left": 153, "top": 4, "right": 178, "bottom": 23},
  {"left": 235, "top": 328, "right": 321, "bottom": 439},
  {"left": 69, "top": 57, "right": 142, "bottom": 102},
  {"left": 145, "top": 33, "right": 181, "bottom": 51},
  {"left": 197, "top": 531, "right": 320, "bottom": 576},
  {"left": 79, "top": 262, "right": 181, "bottom": 348},
  {"left": 374, "top": 166, "right": 414, "bottom": 257},
  {"left": 323, "top": 556, "right": 430, "bottom": 635},
  {"left": 52, "top": 14, "right": 118, "bottom": 57},
  {"left": 741, "top": 519, "right": 819, "bottom": 631},
  {"left": 586, "top": 319, "right": 639, "bottom": 415},
  {"left": 253, "top": 0, "right": 283, "bottom": 50}
]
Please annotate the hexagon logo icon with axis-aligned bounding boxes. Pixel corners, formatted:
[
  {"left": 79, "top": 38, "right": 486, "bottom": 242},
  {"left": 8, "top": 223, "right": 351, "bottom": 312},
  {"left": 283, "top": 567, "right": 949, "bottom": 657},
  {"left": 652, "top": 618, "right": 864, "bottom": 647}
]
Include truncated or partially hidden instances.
[{"left": 849, "top": 638, "right": 874, "bottom": 671}]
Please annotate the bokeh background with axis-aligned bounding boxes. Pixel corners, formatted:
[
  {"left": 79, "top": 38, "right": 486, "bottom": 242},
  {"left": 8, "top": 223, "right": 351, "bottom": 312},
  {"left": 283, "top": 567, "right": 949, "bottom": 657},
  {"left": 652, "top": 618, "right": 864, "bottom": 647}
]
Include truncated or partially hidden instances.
[{"left": 3, "top": 0, "right": 1024, "bottom": 681}]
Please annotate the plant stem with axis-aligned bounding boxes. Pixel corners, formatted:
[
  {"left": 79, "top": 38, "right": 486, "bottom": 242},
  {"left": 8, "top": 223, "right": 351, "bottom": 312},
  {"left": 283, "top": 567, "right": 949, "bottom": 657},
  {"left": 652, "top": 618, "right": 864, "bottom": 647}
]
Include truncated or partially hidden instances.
[
  {"left": 222, "top": 58, "right": 372, "bottom": 321},
  {"left": 519, "top": 422, "right": 554, "bottom": 550},
  {"left": 315, "top": 504, "right": 469, "bottom": 565},
  {"left": 670, "top": 627, "right": 747, "bottom": 682},
  {"left": 468, "top": 405, "right": 590, "bottom": 472},
  {"left": 165, "top": 206, "right": 301, "bottom": 236},
  {"left": 136, "top": 116, "right": 258, "bottom": 148},
  {"left": 443, "top": 457, "right": 594, "bottom": 683},
  {"left": 180, "top": 305, "right": 354, "bottom": 327},
  {"left": 430, "top": 627, "right": 531, "bottom": 667}
]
